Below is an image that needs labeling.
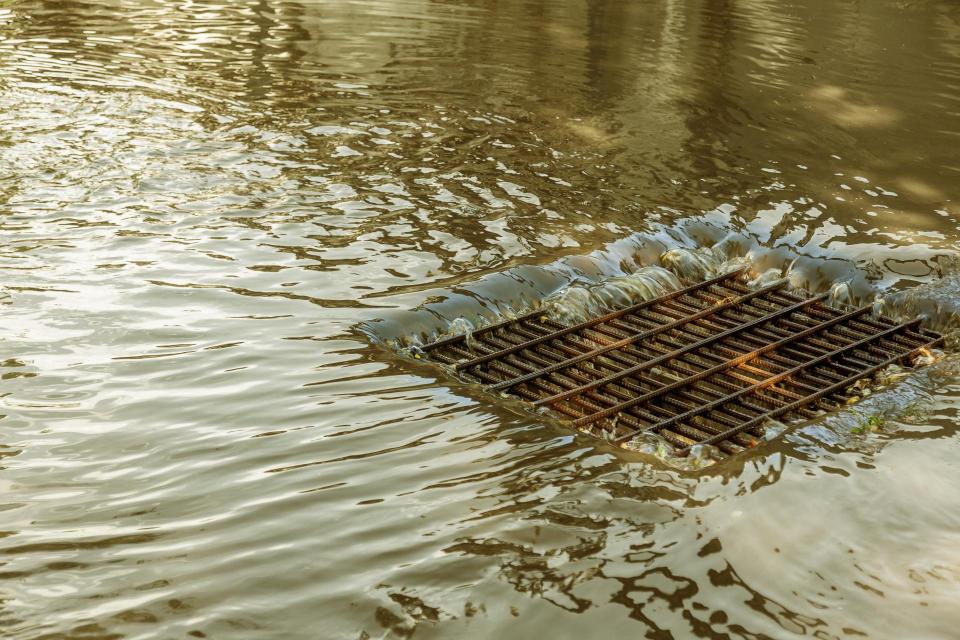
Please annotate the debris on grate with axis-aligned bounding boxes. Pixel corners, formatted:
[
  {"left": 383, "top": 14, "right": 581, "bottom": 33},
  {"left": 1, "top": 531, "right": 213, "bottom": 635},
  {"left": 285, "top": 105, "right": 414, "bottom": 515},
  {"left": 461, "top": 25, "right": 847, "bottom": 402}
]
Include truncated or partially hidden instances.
[{"left": 412, "top": 267, "right": 944, "bottom": 459}]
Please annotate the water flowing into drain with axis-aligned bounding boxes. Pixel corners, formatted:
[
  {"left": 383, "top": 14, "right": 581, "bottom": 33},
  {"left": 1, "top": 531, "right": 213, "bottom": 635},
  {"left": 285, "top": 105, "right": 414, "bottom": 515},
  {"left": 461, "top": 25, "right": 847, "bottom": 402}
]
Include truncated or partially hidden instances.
[{"left": 409, "top": 269, "right": 943, "bottom": 459}]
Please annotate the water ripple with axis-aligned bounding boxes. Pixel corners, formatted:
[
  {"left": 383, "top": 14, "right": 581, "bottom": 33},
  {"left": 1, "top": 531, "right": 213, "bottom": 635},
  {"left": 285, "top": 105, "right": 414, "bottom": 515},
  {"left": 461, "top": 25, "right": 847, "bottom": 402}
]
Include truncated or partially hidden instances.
[{"left": 2, "top": 0, "right": 960, "bottom": 638}]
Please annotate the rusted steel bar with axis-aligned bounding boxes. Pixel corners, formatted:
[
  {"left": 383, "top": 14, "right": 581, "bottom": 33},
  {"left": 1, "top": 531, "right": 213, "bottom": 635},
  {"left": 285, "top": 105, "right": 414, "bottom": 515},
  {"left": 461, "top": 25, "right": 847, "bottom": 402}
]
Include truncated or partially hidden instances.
[
  {"left": 451, "top": 267, "right": 746, "bottom": 372},
  {"left": 482, "top": 276, "right": 783, "bottom": 390},
  {"left": 676, "top": 333, "right": 945, "bottom": 454},
  {"left": 533, "top": 290, "right": 829, "bottom": 407},
  {"left": 613, "top": 316, "right": 923, "bottom": 443},
  {"left": 573, "top": 302, "right": 878, "bottom": 429}
]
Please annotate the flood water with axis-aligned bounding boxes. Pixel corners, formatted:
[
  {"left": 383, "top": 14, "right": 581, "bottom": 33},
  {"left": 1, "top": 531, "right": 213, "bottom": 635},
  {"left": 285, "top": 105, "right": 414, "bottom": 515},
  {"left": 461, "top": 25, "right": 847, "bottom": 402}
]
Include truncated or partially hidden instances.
[{"left": 3, "top": 0, "right": 960, "bottom": 638}]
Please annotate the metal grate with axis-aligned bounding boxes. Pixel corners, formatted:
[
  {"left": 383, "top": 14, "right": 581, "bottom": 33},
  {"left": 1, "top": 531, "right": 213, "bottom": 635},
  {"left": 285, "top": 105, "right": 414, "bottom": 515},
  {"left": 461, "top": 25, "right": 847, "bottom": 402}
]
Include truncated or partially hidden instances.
[{"left": 416, "top": 268, "right": 944, "bottom": 457}]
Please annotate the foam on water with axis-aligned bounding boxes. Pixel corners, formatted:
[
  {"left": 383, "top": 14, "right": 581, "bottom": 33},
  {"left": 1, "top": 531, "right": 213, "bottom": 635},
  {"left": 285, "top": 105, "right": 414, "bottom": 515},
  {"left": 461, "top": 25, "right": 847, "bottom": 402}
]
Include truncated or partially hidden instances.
[
  {"left": 617, "top": 431, "right": 727, "bottom": 471},
  {"left": 874, "top": 256, "right": 960, "bottom": 336},
  {"left": 540, "top": 265, "right": 680, "bottom": 325}
]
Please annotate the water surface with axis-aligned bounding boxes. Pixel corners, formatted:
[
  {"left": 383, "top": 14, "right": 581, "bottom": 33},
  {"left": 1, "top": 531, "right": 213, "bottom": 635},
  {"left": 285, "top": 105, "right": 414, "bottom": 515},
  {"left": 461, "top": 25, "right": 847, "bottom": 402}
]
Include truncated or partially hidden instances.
[{"left": 2, "top": 1, "right": 960, "bottom": 638}]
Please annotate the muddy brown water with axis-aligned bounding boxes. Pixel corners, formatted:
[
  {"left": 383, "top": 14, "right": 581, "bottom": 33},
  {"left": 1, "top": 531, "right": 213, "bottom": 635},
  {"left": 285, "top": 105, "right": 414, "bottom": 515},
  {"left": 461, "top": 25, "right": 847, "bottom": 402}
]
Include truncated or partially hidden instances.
[{"left": 2, "top": 1, "right": 960, "bottom": 638}]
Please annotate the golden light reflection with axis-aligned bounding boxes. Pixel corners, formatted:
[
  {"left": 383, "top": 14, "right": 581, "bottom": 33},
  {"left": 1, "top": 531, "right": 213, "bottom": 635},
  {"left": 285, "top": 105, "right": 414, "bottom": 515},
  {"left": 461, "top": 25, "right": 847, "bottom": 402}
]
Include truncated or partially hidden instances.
[{"left": 807, "top": 84, "right": 901, "bottom": 129}]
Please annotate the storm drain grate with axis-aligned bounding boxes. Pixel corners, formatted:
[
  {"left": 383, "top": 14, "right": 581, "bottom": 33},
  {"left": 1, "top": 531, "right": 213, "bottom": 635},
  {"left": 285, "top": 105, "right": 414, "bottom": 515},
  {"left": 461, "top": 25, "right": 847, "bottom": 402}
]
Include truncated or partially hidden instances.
[{"left": 416, "top": 268, "right": 943, "bottom": 457}]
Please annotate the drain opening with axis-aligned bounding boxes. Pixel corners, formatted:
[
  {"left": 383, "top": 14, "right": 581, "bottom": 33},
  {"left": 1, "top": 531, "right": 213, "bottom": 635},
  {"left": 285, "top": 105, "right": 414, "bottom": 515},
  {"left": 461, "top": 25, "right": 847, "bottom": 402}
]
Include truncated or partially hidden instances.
[{"left": 414, "top": 268, "right": 943, "bottom": 458}]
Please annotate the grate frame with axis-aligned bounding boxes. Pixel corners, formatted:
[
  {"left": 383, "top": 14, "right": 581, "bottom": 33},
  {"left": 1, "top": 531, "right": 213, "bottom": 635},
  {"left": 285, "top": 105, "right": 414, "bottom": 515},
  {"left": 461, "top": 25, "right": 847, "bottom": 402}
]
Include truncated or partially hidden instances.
[{"left": 415, "top": 269, "right": 944, "bottom": 457}]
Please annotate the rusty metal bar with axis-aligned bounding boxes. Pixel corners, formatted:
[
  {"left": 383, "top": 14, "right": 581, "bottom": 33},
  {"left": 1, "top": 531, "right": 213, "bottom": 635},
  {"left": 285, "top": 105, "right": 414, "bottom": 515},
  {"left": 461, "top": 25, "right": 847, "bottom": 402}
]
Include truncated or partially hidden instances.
[
  {"left": 573, "top": 303, "right": 877, "bottom": 429},
  {"left": 533, "top": 290, "right": 829, "bottom": 407},
  {"left": 677, "top": 333, "right": 945, "bottom": 454},
  {"left": 614, "top": 316, "right": 922, "bottom": 443},
  {"left": 483, "top": 275, "right": 782, "bottom": 390},
  {"left": 452, "top": 267, "right": 746, "bottom": 372}
]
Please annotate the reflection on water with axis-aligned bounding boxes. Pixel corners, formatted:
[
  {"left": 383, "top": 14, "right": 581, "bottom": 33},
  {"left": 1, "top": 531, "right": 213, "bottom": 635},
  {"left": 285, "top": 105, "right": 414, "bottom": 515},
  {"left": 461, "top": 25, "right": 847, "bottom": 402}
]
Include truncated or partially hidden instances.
[{"left": 2, "top": 0, "right": 960, "bottom": 637}]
